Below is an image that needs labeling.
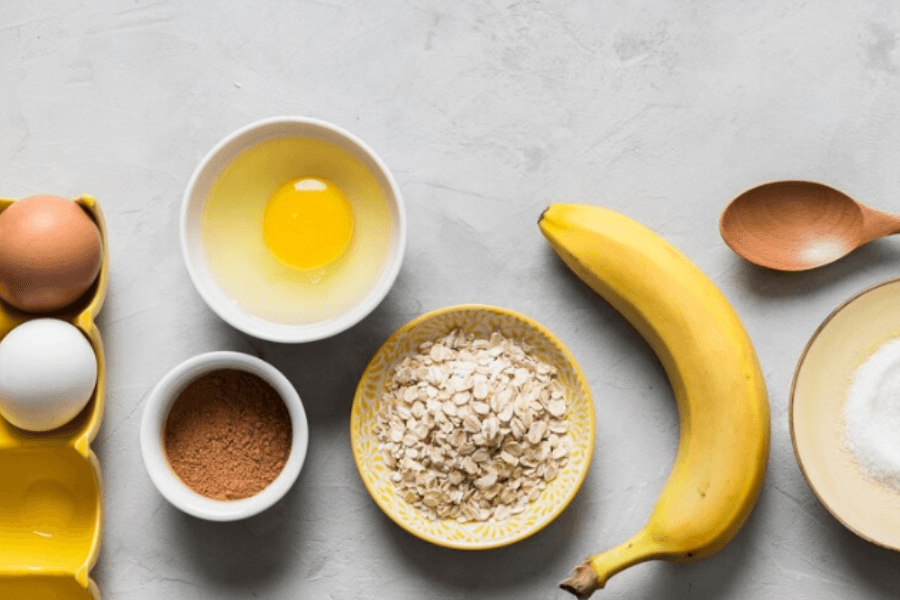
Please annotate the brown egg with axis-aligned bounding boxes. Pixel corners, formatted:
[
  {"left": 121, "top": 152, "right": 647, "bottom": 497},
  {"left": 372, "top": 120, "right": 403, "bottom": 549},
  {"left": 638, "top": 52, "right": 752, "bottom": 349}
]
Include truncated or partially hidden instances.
[{"left": 0, "top": 195, "right": 103, "bottom": 313}]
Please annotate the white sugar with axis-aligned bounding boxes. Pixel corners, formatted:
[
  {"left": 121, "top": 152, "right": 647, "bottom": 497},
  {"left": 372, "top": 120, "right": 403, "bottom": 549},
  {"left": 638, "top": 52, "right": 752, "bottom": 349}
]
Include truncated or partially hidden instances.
[{"left": 844, "top": 338, "right": 900, "bottom": 489}]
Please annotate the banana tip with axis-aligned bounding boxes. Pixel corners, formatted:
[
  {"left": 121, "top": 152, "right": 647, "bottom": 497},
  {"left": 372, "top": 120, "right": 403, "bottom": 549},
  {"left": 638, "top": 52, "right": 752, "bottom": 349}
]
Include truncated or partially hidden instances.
[{"left": 538, "top": 205, "right": 550, "bottom": 226}]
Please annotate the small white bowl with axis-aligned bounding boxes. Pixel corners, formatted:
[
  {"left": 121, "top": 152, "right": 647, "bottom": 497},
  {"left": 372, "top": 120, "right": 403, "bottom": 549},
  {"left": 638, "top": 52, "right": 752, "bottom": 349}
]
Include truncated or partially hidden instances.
[
  {"left": 140, "top": 351, "right": 308, "bottom": 521},
  {"left": 181, "top": 116, "right": 407, "bottom": 343}
]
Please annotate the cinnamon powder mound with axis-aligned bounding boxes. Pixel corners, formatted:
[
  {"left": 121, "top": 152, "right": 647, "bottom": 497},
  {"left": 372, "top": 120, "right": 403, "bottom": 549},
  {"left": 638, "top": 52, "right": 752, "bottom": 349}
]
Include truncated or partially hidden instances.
[{"left": 163, "top": 368, "right": 292, "bottom": 500}]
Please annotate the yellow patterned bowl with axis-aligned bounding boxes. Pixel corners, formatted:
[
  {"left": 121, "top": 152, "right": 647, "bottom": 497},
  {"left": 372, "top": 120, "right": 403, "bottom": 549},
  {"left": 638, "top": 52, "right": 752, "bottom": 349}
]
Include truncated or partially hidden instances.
[{"left": 350, "top": 304, "right": 594, "bottom": 550}]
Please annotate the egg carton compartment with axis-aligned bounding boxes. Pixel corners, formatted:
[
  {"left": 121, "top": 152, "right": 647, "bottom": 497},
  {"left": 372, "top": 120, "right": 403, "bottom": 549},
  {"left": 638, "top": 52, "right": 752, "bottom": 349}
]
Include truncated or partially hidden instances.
[
  {"left": 0, "top": 447, "right": 101, "bottom": 570},
  {"left": 0, "top": 574, "right": 100, "bottom": 600},
  {"left": 0, "top": 196, "right": 107, "bottom": 599}
]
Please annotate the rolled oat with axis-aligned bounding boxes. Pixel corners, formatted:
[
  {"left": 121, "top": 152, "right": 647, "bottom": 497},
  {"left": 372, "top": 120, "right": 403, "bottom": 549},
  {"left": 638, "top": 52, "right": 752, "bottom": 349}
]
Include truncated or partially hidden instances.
[{"left": 374, "top": 329, "right": 571, "bottom": 522}]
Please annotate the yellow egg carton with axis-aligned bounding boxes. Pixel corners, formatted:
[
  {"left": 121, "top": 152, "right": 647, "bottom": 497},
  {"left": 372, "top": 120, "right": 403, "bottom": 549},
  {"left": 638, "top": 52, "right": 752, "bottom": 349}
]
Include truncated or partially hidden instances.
[{"left": 0, "top": 196, "right": 108, "bottom": 600}]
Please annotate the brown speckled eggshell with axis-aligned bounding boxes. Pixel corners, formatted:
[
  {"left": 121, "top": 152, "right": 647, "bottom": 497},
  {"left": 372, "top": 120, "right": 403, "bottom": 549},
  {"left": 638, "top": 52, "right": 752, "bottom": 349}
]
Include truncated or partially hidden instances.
[{"left": 0, "top": 195, "right": 103, "bottom": 313}]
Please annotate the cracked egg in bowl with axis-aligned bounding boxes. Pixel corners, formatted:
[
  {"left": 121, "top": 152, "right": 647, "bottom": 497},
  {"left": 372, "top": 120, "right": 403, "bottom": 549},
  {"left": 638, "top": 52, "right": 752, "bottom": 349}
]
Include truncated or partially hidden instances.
[{"left": 181, "top": 117, "right": 406, "bottom": 343}]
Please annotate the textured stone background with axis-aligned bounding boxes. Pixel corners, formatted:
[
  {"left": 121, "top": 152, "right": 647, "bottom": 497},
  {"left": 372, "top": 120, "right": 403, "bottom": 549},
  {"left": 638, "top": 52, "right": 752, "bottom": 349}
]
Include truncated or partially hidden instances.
[{"left": 3, "top": 1, "right": 900, "bottom": 598}]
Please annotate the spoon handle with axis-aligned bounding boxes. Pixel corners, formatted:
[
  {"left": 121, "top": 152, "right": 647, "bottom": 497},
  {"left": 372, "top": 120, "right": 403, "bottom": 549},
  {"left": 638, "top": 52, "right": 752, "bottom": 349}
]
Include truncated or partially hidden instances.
[{"left": 860, "top": 204, "right": 900, "bottom": 242}]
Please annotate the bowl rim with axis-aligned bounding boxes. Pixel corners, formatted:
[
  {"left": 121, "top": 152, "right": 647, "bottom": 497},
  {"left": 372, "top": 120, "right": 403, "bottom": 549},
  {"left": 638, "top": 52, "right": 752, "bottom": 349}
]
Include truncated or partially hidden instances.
[
  {"left": 140, "top": 350, "right": 308, "bottom": 521},
  {"left": 790, "top": 276, "right": 900, "bottom": 552},
  {"left": 350, "top": 303, "right": 595, "bottom": 550},
  {"left": 179, "top": 115, "right": 407, "bottom": 343}
]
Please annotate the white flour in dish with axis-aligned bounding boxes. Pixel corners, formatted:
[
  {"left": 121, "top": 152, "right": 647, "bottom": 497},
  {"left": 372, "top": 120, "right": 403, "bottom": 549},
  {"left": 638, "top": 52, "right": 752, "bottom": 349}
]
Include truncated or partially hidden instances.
[{"left": 844, "top": 337, "right": 900, "bottom": 489}]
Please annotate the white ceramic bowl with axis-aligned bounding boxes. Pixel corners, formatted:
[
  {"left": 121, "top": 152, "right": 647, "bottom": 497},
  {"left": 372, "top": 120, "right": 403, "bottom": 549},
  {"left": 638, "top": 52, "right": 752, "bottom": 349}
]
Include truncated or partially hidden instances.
[
  {"left": 181, "top": 116, "right": 406, "bottom": 343},
  {"left": 140, "top": 351, "right": 308, "bottom": 521}
]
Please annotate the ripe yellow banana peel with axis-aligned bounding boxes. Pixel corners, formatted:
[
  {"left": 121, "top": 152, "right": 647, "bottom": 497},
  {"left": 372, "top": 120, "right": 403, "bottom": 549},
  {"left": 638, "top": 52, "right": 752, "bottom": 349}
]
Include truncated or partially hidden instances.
[{"left": 539, "top": 204, "right": 770, "bottom": 598}]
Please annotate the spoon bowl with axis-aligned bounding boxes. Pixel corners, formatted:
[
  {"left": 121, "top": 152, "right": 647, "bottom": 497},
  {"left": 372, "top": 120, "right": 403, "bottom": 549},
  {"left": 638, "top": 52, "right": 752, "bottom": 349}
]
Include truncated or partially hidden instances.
[{"left": 720, "top": 181, "right": 900, "bottom": 271}]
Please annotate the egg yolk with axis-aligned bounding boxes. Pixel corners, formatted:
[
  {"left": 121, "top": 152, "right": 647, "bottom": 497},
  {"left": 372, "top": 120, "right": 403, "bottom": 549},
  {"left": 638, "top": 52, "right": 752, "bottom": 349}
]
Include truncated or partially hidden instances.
[{"left": 262, "top": 177, "right": 354, "bottom": 270}]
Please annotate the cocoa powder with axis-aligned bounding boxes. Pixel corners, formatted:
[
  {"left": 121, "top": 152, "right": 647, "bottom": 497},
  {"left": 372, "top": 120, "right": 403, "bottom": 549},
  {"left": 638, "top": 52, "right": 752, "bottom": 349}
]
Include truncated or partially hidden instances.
[{"left": 163, "top": 368, "right": 292, "bottom": 500}]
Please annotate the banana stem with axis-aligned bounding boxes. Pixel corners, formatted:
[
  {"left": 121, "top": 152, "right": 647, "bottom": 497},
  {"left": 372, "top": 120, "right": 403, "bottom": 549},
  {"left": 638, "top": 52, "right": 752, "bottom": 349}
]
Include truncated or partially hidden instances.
[
  {"left": 559, "top": 563, "right": 602, "bottom": 599},
  {"left": 560, "top": 529, "right": 661, "bottom": 598}
]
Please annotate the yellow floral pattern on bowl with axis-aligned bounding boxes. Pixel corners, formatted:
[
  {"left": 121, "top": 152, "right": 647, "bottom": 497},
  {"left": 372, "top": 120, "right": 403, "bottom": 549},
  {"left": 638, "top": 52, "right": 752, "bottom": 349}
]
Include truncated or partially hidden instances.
[{"left": 351, "top": 304, "right": 595, "bottom": 550}]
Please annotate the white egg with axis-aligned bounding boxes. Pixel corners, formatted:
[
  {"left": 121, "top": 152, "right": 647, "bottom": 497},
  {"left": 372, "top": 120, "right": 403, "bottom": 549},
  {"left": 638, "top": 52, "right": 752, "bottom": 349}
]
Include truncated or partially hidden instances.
[{"left": 0, "top": 318, "right": 98, "bottom": 432}]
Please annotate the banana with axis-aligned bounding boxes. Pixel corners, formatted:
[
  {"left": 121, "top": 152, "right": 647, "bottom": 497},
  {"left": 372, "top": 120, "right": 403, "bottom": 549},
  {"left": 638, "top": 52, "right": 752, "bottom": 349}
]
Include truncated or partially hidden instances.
[{"left": 539, "top": 204, "right": 769, "bottom": 599}]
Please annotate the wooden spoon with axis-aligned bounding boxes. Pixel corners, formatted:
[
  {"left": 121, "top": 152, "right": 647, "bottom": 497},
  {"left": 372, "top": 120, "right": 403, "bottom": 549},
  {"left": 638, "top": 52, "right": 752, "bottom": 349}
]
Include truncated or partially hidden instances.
[{"left": 720, "top": 181, "right": 900, "bottom": 271}]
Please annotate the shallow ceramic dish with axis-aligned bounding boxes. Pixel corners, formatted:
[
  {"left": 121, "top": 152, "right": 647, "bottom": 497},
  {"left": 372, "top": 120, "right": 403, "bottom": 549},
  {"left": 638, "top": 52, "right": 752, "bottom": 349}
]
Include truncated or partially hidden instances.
[
  {"left": 791, "top": 278, "right": 900, "bottom": 551},
  {"left": 181, "top": 116, "right": 406, "bottom": 343},
  {"left": 140, "top": 351, "right": 309, "bottom": 521},
  {"left": 351, "top": 304, "right": 594, "bottom": 550},
  {"left": 0, "top": 195, "right": 108, "bottom": 600}
]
